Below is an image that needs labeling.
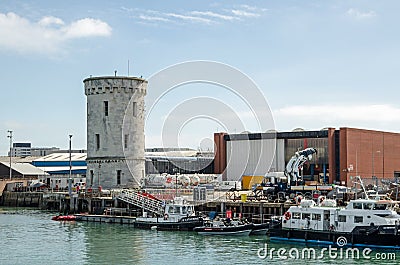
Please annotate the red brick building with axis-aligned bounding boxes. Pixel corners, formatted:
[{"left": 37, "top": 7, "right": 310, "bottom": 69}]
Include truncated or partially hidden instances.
[{"left": 214, "top": 128, "right": 400, "bottom": 186}]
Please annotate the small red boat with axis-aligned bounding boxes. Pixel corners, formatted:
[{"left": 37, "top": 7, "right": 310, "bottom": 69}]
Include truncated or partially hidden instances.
[{"left": 52, "top": 215, "right": 76, "bottom": 221}]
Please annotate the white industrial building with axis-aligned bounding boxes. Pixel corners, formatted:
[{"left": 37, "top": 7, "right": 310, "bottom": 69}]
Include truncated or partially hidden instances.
[
  {"left": 225, "top": 136, "right": 285, "bottom": 181},
  {"left": 32, "top": 153, "right": 87, "bottom": 189},
  {"left": 214, "top": 130, "right": 330, "bottom": 183}
]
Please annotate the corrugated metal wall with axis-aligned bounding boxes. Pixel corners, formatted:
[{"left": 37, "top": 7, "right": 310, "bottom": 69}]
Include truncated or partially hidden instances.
[{"left": 226, "top": 139, "right": 285, "bottom": 181}]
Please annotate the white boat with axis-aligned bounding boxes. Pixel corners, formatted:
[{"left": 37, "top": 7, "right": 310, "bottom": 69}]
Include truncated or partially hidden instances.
[
  {"left": 194, "top": 219, "right": 253, "bottom": 236},
  {"left": 134, "top": 197, "right": 204, "bottom": 231},
  {"left": 269, "top": 196, "right": 400, "bottom": 247}
]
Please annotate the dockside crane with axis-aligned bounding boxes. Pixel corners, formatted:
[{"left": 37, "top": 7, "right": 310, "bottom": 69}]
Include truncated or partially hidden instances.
[{"left": 284, "top": 147, "right": 318, "bottom": 186}]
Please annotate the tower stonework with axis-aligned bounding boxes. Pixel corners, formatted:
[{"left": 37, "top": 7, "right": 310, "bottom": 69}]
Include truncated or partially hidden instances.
[{"left": 84, "top": 76, "right": 147, "bottom": 189}]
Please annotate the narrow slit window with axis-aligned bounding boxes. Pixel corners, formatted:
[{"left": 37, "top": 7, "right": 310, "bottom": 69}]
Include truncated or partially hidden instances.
[
  {"left": 90, "top": 170, "right": 94, "bottom": 186},
  {"left": 124, "top": 134, "right": 129, "bottom": 148},
  {"left": 96, "top": 134, "right": 100, "bottom": 150},
  {"left": 104, "top": 101, "right": 109, "bottom": 116},
  {"left": 117, "top": 170, "right": 121, "bottom": 185},
  {"left": 133, "top": 102, "right": 137, "bottom": 117}
]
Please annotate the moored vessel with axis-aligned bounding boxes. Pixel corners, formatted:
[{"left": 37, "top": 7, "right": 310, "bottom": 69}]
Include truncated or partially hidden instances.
[
  {"left": 52, "top": 215, "right": 77, "bottom": 221},
  {"left": 194, "top": 218, "right": 253, "bottom": 236},
  {"left": 268, "top": 196, "right": 400, "bottom": 248},
  {"left": 133, "top": 197, "right": 204, "bottom": 231},
  {"left": 250, "top": 223, "right": 269, "bottom": 235}
]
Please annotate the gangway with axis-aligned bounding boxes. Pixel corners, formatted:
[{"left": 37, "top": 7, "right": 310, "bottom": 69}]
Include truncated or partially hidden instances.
[{"left": 117, "top": 190, "right": 164, "bottom": 216}]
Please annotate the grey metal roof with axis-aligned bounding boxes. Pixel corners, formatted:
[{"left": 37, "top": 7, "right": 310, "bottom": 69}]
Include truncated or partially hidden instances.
[
  {"left": 33, "top": 153, "right": 87, "bottom": 162},
  {"left": 0, "top": 162, "right": 48, "bottom": 176}
]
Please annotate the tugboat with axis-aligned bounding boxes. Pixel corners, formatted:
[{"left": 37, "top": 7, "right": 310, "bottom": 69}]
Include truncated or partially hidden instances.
[
  {"left": 268, "top": 195, "right": 400, "bottom": 248},
  {"left": 133, "top": 197, "right": 204, "bottom": 231}
]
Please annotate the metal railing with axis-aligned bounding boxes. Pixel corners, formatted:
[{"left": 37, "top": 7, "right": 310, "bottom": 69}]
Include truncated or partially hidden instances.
[{"left": 117, "top": 190, "right": 164, "bottom": 216}]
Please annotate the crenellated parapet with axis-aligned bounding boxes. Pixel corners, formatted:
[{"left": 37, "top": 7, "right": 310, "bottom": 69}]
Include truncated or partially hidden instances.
[{"left": 84, "top": 76, "right": 147, "bottom": 96}]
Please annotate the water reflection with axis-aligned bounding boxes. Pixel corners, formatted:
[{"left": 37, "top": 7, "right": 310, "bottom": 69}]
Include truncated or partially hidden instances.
[{"left": 0, "top": 209, "right": 397, "bottom": 265}]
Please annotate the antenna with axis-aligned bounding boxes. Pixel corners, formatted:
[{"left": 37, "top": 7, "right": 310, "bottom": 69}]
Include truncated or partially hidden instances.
[
  {"left": 128, "top": 60, "right": 130, "bottom": 76},
  {"left": 114, "top": 70, "right": 117, "bottom": 77}
]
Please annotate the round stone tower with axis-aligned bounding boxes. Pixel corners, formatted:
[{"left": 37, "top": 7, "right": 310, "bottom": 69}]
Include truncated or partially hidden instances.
[{"left": 84, "top": 76, "right": 147, "bottom": 189}]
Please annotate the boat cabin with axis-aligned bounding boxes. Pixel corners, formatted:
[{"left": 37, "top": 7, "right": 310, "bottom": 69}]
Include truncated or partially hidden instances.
[
  {"left": 137, "top": 197, "right": 195, "bottom": 223},
  {"left": 164, "top": 202, "right": 194, "bottom": 222},
  {"left": 282, "top": 199, "right": 400, "bottom": 233}
]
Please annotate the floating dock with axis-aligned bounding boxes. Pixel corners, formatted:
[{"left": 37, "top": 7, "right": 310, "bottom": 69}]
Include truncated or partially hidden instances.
[{"left": 77, "top": 214, "right": 137, "bottom": 224}]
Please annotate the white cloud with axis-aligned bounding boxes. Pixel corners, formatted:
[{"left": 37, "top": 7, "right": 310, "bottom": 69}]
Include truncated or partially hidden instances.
[
  {"left": 139, "top": 15, "right": 170, "bottom": 22},
  {"left": 165, "top": 13, "right": 213, "bottom": 24},
  {"left": 273, "top": 104, "right": 400, "bottom": 132},
  {"left": 240, "top": 4, "right": 268, "bottom": 12},
  {"left": 190, "top": 11, "right": 236, "bottom": 21},
  {"left": 275, "top": 104, "right": 400, "bottom": 122},
  {"left": 38, "top": 16, "right": 65, "bottom": 27},
  {"left": 231, "top": 9, "right": 261, "bottom": 18},
  {"left": 63, "top": 18, "right": 112, "bottom": 38},
  {"left": 347, "top": 8, "right": 377, "bottom": 19},
  {"left": 133, "top": 5, "right": 264, "bottom": 25},
  {"left": 0, "top": 12, "right": 112, "bottom": 55}
]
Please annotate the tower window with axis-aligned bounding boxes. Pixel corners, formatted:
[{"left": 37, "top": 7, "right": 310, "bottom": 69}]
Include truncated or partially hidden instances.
[
  {"left": 117, "top": 170, "right": 121, "bottom": 185},
  {"left": 104, "top": 101, "right": 109, "bottom": 116},
  {"left": 133, "top": 102, "right": 137, "bottom": 117},
  {"left": 124, "top": 134, "right": 129, "bottom": 148},
  {"left": 90, "top": 170, "right": 94, "bottom": 186},
  {"left": 96, "top": 134, "right": 100, "bottom": 150}
]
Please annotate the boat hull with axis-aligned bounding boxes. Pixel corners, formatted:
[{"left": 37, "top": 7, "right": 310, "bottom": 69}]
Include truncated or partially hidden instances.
[
  {"left": 250, "top": 223, "right": 269, "bottom": 235},
  {"left": 197, "top": 229, "right": 252, "bottom": 236},
  {"left": 194, "top": 224, "right": 253, "bottom": 236},
  {"left": 134, "top": 216, "right": 204, "bottom": 231},
  {"left": 269, "top": 225, "right": 400, "bottom": 248}
]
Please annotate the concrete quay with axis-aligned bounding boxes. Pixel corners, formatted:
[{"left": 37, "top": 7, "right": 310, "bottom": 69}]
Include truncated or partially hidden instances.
[{"left": 0, "top": 190, "right": 291, "bottom": 224}]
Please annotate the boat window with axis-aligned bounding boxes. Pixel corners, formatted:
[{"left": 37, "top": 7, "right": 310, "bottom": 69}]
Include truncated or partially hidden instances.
[
  {"left": 302, "top": 213, "right": 311, "bottom": 220},
  {"left": 324, "top": 213, "right": 330, "bottom": 221},
  {"left": 373, "top": 204, "right": 387, "bottom": 210},
  {"left": 353, "top": 203, "right": 363, "bottom": 209},
  {"left": 292, "top": 212, "right": 301, "bottom": 219},
  {"left": 182, "top": 206, "right": 187, "bottom": 214},
  {"left": 363, "top": 203, "right": 373, "bottom": 210},
  {"left": 168, "top": 206, "right": 179, "bottom": 214},
  {"left": 312, "top": 214, "right": 321, "bottom": 221},
  {"left": 354, "top": 216, "right": 363, "bottom": 223},
  {"left": 338, "top": 215, "right": 346, "bottom": 222}
]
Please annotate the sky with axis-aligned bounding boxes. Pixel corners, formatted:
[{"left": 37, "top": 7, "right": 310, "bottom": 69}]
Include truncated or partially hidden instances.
[{"left": 0, "top": 0, "right": 400, "bottom": 155}]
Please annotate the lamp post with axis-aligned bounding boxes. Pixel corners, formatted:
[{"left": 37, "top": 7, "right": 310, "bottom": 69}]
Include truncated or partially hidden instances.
[
  {"left": 68, "top": 135, "right": 74, "bottom": 213},
  {"left": 68, "top": 135, "right": 72, "bottom": 197},
  {"left": 7, "top": 130, "right": 12, "bottom": 180},
  {"left": 98, "top": 162, "right": 101, "bottom": 188},
  {"left": 173, "top": 168, "right": 179, "bottom": 198}
]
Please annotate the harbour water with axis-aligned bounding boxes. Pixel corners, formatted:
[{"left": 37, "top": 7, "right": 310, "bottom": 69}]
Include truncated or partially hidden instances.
[{"left": 0, "top": 208, "right": 397, "bottom": 265}]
